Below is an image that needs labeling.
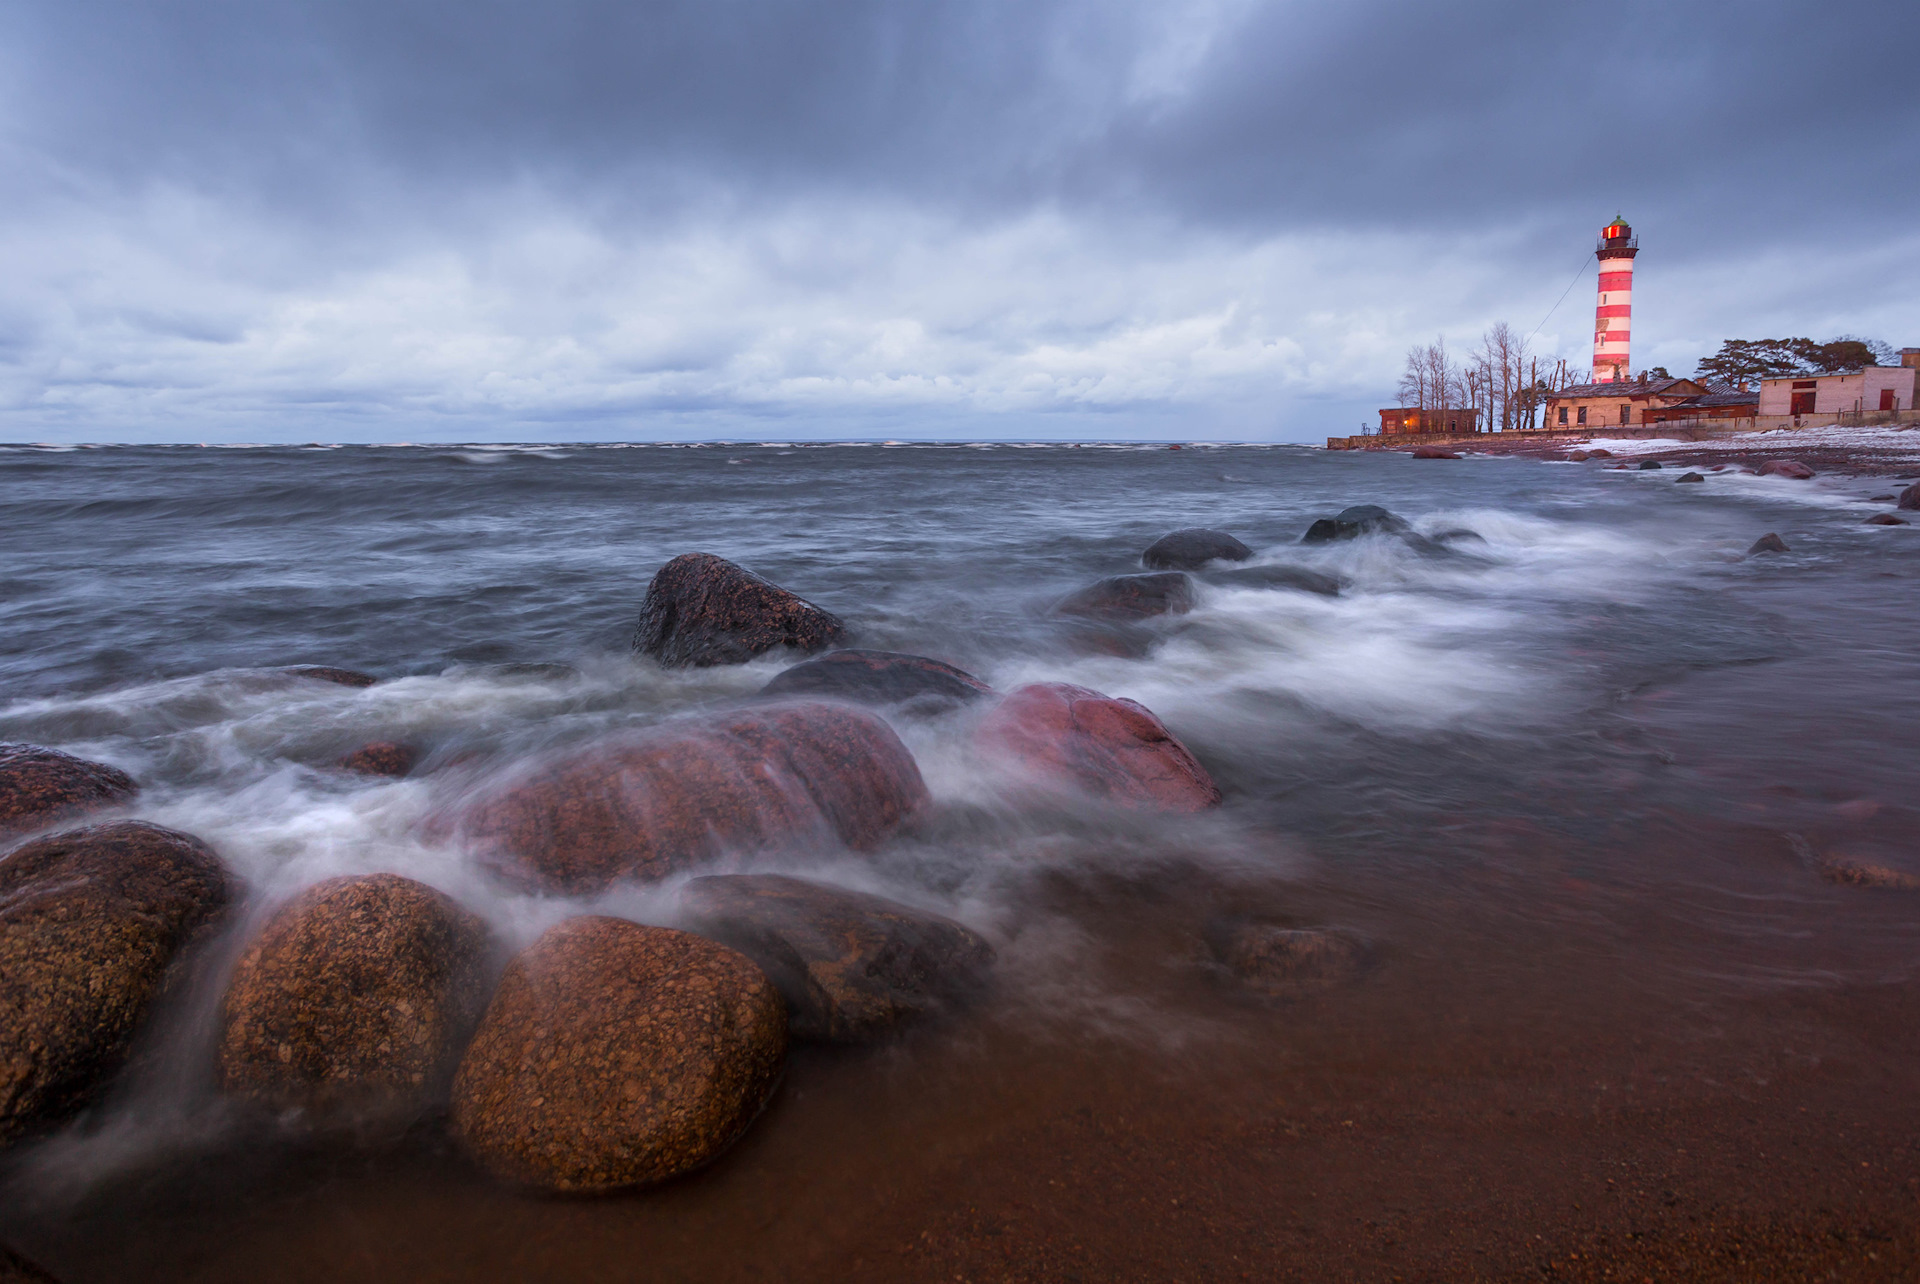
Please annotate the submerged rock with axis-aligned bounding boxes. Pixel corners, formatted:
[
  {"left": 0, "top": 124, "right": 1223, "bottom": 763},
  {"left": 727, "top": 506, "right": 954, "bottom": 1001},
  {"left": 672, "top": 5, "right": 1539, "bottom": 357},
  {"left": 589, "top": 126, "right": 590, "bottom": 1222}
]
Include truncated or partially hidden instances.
[
  {"left": 337, "top": 742, "right": 417, "bottom": 778},
  {"left": 283, "top": 666, "right": 378, "bottom": 687},
  {"left": 760, "top": 649, "right": 992, "bottom": 712},
  {"left": 1898, "top": 482, "right": 1920, "bottom": 511},
  {"left": 680, "top": 874, "right": 994, "bottom": 1042},
  {"left": 1759, "top": 459, "right": 1815, "bottom": 480},
  {"left": 1586, "top": 448, "right": 1613, "bottom": 458},
  {"left": 1410, "top": 446, "right": 1460, "bottom": 459},
  {"left": 632, "top": 553, "right": 847, "bottom": 668},
  {"left": 1814, "top": 852, "right": 1920, "bottom": 891},
  {"left": 1430, "top": 529, "right": 1487, "bottom": 546},
  {"left": 452, "top": 702, "right": 929, "bottom": 895},
  {"left": 1747, "top": 533, "right": 1791, "bottom": 555},
  {"left": 1566, "top": 450, "right": 1590, "bottom": 461},
  {"left": 0, "top": 822, "right": 234, "bottom": 1147},
  {"left": 1209, "top": 921, "right": 1372, "bottom": 995},
  {"left": 1141, "top": 529, "right": 1253, "bottom": 571},
  {"left": 451, "top": 917, "right": 785, "bottom": 1193},
  {"left": 1300, "top": 504, "right": 1411, "bottom": 543},
  {"left": 975, "top": 682, "right": 1220, "bottom": 812},
  {"left": 1638, "top": 460, "right": 1662, "bottom": 470},
  {"left": 0, "top": 743, "right": 138, "bottom": 842},
  {"left": 1865, "top": 514, "right": 1909, "bottom": 527},
  {"left": 1677, "top": 472, "right": 1705, "bottom": 483},
  {"left": 1202, "top": 564, "right": 1341, "bottom": 596},
  {"left": 216, "top": 874, "right": 493, "bottom": 1122},
  {"left": 1053, "top": 571, "right": 1195, "bottom": 621}
]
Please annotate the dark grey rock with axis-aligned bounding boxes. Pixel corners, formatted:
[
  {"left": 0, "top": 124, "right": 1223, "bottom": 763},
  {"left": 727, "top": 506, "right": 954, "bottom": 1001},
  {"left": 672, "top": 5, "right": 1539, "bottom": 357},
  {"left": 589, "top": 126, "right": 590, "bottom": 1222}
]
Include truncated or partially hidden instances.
[
  {"left": 1141, "top": 529, "right": 1253, "bottom": 571},
  {"left": 1202, "top": 565, "right": 1341, "bottom": 596},
  {"left": 681, "top": 874, "right": 994, "bottom": 1042},
  {"left": 1748, "top": 533, "right": 1791, "bottom": 555},
  {"left": 1053, "top": 572, "right": 1195, "bottom": 621},
  {"left": 633, "top": 553, "right": 848, "bottom": 668},
  {"left": 761, "top": 650, "right": 992, "bottom": 712}
]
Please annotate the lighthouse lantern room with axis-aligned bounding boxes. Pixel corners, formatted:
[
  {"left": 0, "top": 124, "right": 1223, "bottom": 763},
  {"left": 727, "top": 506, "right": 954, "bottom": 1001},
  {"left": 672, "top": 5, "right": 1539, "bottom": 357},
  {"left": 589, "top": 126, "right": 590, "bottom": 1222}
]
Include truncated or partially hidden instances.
[{"left": 1592, "top": 216, "right": 1638, "bottom": 383}]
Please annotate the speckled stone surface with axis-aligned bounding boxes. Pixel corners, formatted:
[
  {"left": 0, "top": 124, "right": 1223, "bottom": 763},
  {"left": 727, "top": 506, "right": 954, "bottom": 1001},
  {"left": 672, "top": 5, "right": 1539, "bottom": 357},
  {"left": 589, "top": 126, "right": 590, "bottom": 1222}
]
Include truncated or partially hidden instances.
[
  {"left": 451, "top": 917, "right": 786, "bottom": 1193},
  {"left": 632, "top": 553, "right": 847, "bottom": 668},
  {"left": 0, "top": 821, "right": 235, "bottom": 1147},
  {"left": 1208, "top": 923, "right": 1372, "bottom": 995},
  {"left": 281, "top": 666, "right": 378, "bottom": 687},
  {"left": 975, "top": 682, "right": 1221, "bottom": 812},
  {"left": 216, "top": 874, "right": 493, "bottom": 1121},
  {"left": 759, "top": 649, "right": 992, "bottom": 711},
  {"left": 1052, "top": 572, "right": 1195, "bottom": 621},
  {"left": 0, "top": 1243, "right": 60, "bottom": 1283},
  {"left": 0, "top": 743, "right": 138, "bottom": 842},
  {"left": 1141, "top": 528, "right": 1252, "bottom": 571},
  {"left": 681, "top": 874, "right": 994, "bottom": 1042},
  {"left": 456, "top": 702, "right": 929, "bottom": 895},
  {"left": 337, "top": 742, "right": 417, "bottom": 777}
]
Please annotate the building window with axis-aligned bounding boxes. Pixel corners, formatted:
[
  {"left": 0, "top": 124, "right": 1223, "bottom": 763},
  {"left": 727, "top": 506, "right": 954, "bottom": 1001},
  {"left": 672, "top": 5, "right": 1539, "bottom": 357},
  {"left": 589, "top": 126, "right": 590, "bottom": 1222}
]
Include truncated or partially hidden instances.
[
  {"left": 1619, "top": 405, "right": 1630, "bottom": 425},
  {"left": 1557, "top": 406, "right": 1568, "bottom": 425},
  {"left": 1576, "top": 407, "right": 1587, "bottom": 426}
]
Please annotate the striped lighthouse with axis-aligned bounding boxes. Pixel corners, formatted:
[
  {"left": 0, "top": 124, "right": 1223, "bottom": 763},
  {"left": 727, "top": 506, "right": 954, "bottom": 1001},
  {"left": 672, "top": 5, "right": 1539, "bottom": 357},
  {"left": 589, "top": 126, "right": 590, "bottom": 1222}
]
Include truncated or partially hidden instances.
[{"left": 1592, "top": 215, "right": 1638, "bottom": 382}]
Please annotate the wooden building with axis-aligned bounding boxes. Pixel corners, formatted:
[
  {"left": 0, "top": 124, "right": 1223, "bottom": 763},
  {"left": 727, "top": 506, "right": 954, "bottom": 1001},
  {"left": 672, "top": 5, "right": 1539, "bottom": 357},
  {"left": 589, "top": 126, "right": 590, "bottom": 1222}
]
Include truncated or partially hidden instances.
[
  {"left": 1542, "top": 375, "right": 1706, "bottom": 430},
  {"left": 1641, "top": 389, "right": 1760, "bottom": 425},
  {"left": 1377, "top": 407, "right": 1480, "bottom": 435}
]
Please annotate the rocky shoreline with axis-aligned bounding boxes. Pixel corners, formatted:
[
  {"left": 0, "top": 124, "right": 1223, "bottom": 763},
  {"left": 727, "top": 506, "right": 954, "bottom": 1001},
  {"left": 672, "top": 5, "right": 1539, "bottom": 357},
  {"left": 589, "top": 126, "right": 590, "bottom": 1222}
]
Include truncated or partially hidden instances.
[{"left": 2, "top": 524, "right": 1391, "bottom": 1260}]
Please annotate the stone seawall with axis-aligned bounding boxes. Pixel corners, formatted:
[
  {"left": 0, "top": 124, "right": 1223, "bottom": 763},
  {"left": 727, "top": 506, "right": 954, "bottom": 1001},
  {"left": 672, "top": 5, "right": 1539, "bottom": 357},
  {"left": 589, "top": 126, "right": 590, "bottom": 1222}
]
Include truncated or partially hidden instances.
[{"left": 1325, "top": 425, "right": 1755, "bottom": 451}]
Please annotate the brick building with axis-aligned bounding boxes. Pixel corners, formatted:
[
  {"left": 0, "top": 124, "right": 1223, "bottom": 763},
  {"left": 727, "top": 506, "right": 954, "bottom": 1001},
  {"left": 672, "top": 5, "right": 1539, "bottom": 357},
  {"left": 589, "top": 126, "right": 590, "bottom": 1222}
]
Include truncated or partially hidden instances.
[{"left": 1377, "top": 407, "right": 1480, "bottom": 435}]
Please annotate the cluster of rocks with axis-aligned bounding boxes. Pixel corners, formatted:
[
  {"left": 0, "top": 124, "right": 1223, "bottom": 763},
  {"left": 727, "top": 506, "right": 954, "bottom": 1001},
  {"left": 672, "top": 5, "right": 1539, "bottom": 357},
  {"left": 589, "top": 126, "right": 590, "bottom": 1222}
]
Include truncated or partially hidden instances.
[{"left": 1, "top": 545, "right": 1276, "bottom": 1212}]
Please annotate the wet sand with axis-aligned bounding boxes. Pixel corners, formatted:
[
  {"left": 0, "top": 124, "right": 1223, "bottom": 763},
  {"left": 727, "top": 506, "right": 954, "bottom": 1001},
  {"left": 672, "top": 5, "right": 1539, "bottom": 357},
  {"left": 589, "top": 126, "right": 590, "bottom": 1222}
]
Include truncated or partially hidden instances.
[{"left": 11, "top": 809, "right": 1920, "bottom": 1283}]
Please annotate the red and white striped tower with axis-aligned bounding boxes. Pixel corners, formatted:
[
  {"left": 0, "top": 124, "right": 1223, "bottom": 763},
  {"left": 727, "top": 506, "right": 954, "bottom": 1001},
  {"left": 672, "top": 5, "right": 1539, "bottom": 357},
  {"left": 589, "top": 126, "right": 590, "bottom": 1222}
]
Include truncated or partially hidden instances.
[{"left": 1592, "top": 216, "right": 1638, "bottom": 382}]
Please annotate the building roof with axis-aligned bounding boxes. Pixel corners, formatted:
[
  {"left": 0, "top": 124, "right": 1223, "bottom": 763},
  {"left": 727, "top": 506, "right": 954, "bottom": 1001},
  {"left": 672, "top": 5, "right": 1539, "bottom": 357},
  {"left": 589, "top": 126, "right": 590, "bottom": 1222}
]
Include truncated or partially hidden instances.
[
  {"left": 1757, "top": 367, "right": 1909, "bottom": 383},
  {"left": 1548, "top": 377, "right": 1701, "bottom": 400},
  {"left": 1676, "top": 391, "right": 1760, "bottom": 408}
]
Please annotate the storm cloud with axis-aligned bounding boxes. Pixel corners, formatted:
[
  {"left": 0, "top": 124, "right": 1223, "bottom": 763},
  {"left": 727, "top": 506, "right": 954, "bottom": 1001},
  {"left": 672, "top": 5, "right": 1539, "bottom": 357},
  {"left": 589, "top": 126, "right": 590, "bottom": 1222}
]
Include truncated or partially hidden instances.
[{"left": 2, "top": 0, "right": 1915, "bottom": 441}]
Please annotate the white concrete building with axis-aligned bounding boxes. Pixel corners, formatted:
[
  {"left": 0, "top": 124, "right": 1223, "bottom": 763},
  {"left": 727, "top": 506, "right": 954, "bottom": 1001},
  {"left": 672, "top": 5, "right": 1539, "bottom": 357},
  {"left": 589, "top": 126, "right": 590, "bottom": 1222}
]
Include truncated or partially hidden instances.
[{"left": 1757, "top": 363, "right": 1919, "bottom": 417}]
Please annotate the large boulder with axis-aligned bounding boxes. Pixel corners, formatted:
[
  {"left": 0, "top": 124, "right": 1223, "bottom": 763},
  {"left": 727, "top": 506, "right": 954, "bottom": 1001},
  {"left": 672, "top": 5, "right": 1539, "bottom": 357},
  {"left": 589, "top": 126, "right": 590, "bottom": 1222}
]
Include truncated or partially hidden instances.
[
  {"left": 1748, "top": 533, "right": 1791, "bottom": 555},
  {"left": 974, "top": 683, "right": 1221, "bottom": 812},
  {"left": 760, "top": 650, "right": 992, "bottom": 713},
  {"left": 1141, "top": 529, "right": 1252, "bottom": 571},
  {"left": 0, "top": 744, "right": 138, "bottom": 842},
  {"left": 1202, "top": 565, "right": 1341, "bottom": 596},
  {"left": 1898, "top": 482, "right": 1920, "bottom": 511},
  {"left": 451, "top": 702, "right": 929, "bottom": 895},
  {"left": 1759, "top": 459, "right": 1815, "bottom": 479},
  {"left": 215, "top": 874, "right": 493, "bottom": 1121},
  {"left": 632, "top": 553, "right": 847, "bottom": 668},
  {"left": 450, "top": 916, "right": 786, "bottom": 1193},
  {"left": 0, "top": 822, "right": 234, "bottom": 1146},
  {"left": 680, "top": 875, "right": 994, "bottom": 1042},
  {"left": 1300, "top": 505, "right": 1411, "bottom": 544},
  {"left": 1865, "top": 514, "right": 1909, "bottom": 527},
  {"left": 1052, "top": 572, "right": 1195, "bottom": 621}
]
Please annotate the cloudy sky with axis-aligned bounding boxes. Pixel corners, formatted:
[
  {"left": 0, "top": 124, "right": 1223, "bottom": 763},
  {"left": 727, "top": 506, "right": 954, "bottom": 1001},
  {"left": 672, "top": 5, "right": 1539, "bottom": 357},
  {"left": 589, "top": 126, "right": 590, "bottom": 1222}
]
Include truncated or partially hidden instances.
[{"left": 3, "top": 0, "right": 1916, "bottom": 443}]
